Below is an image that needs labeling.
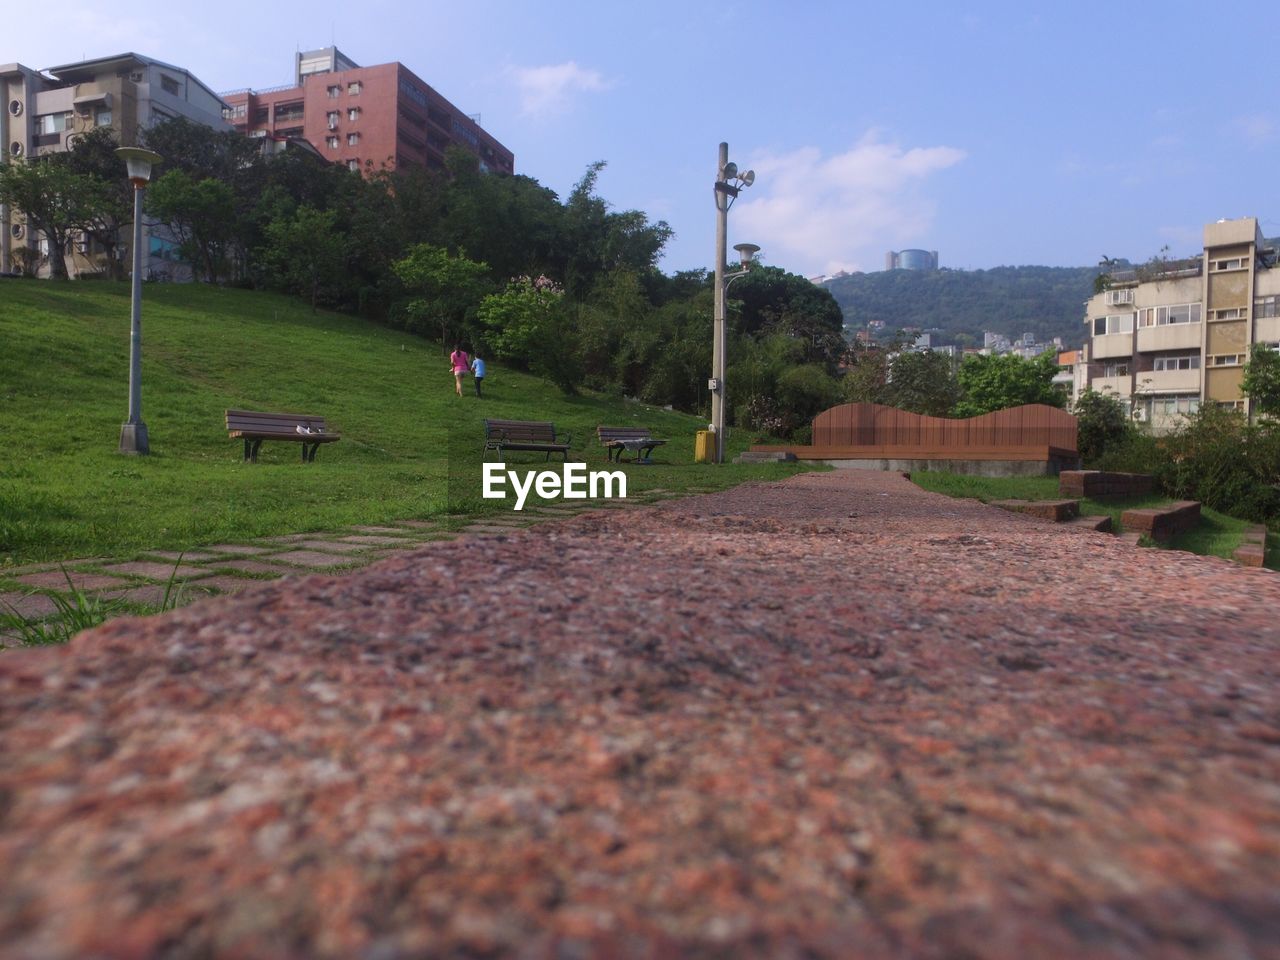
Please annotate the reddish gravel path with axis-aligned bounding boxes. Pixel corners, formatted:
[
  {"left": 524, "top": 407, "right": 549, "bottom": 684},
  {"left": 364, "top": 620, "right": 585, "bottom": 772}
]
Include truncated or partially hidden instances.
[{"left": 2, "top": 470, "right": 1279, "bottom": 959}]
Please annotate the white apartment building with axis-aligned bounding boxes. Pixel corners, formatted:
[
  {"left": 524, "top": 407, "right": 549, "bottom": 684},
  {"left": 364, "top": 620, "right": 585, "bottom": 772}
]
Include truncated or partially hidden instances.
[
  {"left": 1, "top": 53, "right": 228, "bottom": 278},
  {"left": 1079, "top": 217, "right": 1279, "bottom": 432}
]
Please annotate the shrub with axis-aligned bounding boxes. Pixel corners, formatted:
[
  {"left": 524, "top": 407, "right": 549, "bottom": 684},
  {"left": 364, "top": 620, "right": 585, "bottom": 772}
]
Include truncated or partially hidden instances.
[
  {"left": 1153, "top": 406, "right": 1280, "bottom": 521},
  {"left": 1073, "top": 389, "right": 1134, "bottom": 465}
]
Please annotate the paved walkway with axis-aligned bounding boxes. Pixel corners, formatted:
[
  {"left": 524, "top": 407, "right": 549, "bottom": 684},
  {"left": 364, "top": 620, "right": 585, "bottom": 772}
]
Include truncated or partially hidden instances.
[
  {"left": 2, "top": 470, "right": 1278, "bottom": 958},
  {"left": 0, "top": 488, "right": 687, "bottom": 638}
]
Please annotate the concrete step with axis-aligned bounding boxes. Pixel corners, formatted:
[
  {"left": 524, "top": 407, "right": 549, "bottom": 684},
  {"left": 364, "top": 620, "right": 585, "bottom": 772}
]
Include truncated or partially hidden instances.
[
  {"left": 991, "top": 499, "right": 1080, "bottom": 522},
  {"left": 1065, "top": 514, "right": 1113, "bottom": 533}
]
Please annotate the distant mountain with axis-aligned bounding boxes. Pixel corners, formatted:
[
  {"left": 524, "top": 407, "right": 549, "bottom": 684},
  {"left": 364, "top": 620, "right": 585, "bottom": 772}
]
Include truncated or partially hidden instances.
[{"left": 824, "top": 265, "right": 1099, "bottom": 348}]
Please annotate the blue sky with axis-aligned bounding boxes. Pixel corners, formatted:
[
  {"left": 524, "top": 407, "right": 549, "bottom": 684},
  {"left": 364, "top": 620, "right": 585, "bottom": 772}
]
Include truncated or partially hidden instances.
[{"left": 11, "top": 1, "right": 1278, "bottom": 277}]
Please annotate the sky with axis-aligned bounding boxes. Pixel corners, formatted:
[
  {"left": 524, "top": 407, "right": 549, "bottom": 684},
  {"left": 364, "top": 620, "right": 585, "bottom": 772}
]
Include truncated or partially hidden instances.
[{"left": 10, "top": 0, "right": 1279, "bottom": 278}]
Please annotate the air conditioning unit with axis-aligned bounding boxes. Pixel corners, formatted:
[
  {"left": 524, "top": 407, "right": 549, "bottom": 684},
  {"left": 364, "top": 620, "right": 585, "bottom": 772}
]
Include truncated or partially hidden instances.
[{"left": 1105, "top": 289, "right": 1134, "bottom": 306}]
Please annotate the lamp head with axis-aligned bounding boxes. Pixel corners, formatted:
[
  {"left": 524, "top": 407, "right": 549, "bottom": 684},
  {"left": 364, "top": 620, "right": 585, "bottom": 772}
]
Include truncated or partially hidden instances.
[
  {"left": 733, "top": 242, "right": 761, "bottom": 266},
  {"left": 115, "top": 147, "right": 163, "bottom": 187}
]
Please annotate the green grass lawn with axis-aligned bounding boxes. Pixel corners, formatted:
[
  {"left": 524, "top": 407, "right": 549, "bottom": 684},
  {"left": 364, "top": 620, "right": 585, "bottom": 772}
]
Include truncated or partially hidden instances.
[
  {"left": 910, "top": 470, "right": 1271, "bottom": 568},
  {"left": 0, "top": 279, "right": 811, "bottom": 566}
]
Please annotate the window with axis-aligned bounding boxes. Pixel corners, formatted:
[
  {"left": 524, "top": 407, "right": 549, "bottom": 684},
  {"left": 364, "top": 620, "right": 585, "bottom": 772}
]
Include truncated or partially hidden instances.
[
  {"left": 1102, "top": 361, "right": 1130, "bottom": 377},
  {"left": 347, "top": 106, "right": 360, "bottom": 121},
  {"left": 252, "top": 107, "right": 269, "bottom": 124},
  {"left": 1254, "top": 295, "right": 1278, "bottom": 318},
  {"left": 95, "top": 109, "right": 112, "bottom": 127},
  {"left": 347, "top": 158, "right": 360, "bottom": 171},
  {"left": 1093, "top": 313, "right": 1134, "bottom": 336},
  {"left": 327, "top": 85, "right": 341, "bottom": 99},
  {"left": 347, "top": 132, "right": 360, "bottom": 145},
  {"left": 348, "top": 81, "right": 362, "bottom": 95},
  {"left": 399, "top": 79, "right": 428, "bottom": 107},
  {"left": 1212, "top": 257, "right": 1247, "bottom": 271},
  {"left": 1211, "top": 307, "right": 1246, "bottom": 321},
  {"left": 1153, "top": 355, "right": 1200, "bottom": 371},
  {"left": 326, "top": 135, "right": 339, "bottom": 149},
  {"left": 274, "top": 102, "right": 304, "bottom": 123},
  {"left": 35, "top": 111, "right": 73, "bottom": 134},
  {"left": 160, "top": 75, "right": 181, "bottom": 96},
  {"left": 326, "top": 111, "right": 339, "bottom": 129},
  {"left": 1209, "top": 354, "right": 1243, "bottom": 366},
  {"left": 1138, "top": 303, "right": 1201, "bottom": 327}
]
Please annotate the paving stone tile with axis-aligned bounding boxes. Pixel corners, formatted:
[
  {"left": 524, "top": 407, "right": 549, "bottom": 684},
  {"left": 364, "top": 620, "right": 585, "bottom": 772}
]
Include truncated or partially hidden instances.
[
  {"left": 268, "top": 550, "right": 362, "bottom": 569},
  {"left": 138, "top": 550, "right": 223, "bottom": 563},
  {"left": 202, "top": 544, "right": 277, "bottom": 556},
  {"left": 348, "top": 526, "right": 415, "bottom": 535},
  {"left": 13, "top": 571, "right": 131, "bottom": 591},
  {"left": 99, "top": 562, "right": 214, "bottom": 581},
  {"left": 0, "top": 592, "right": 61, "bottom": 619},
  {"left": 335, "top": 535, "right": 415, "bottom": 546},
  {"left": 290, "top": 540, "right": 369, "bottom": 554},
  {"left": 102, "top": 585, "right": 176, "bottom": 608},
  {"left": 207, "top": 559, "right": 290, "bottom": 576},
  {"left": 189, "top": 576, "right": 260, "bottom": 595},
  {"left": 257, "top": 534, "right": 319, "bottom": 544}
]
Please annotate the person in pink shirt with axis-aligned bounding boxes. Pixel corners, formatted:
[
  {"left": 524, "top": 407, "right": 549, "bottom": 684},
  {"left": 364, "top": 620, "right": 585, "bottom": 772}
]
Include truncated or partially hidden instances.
[{"left": 449, "top": 345, "right": 470, "bottom": 397}]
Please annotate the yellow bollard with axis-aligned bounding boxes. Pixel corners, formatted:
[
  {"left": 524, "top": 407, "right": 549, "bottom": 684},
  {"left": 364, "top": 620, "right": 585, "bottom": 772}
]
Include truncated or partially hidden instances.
[{"left": 694, "top": 430, "right": 712, "bottom": 463}]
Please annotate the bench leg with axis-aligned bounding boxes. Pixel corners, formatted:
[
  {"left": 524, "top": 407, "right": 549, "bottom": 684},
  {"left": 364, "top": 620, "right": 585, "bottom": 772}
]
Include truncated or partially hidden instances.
[{"left": 245, "top": 439, "right": 262, "bottom": 463}]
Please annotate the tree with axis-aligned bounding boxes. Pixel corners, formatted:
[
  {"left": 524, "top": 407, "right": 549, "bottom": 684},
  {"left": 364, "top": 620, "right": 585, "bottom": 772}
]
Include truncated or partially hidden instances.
[
  {"left": 478, "top": 276, "right": 582, "bottom": 393},
  {"left": 64, "top": 128, "right": 132, "bottom": 280},
  {"left": 1242, "top": 345, "right": 1280, "bottom": 417},
  {"left": 1072, "top": 389, "right": 1133, "bottom": 464},
  {"left": 0, "top": 156, "right": 108, "bottom": 280},
  {"left": 954, "top": 350, "right": 1065, "bottom": 417},
  {"left": 145, "top": 169, "right": 236, "bottom": 282},
  {"left": 730, "top": 265, "right": 846, "bottom": 367},
  {"left": 392, "top": 244, "right": 491, "bottom": 347},
  {"left": 884, "top": 350, "right": 961, "bottom": 417},
  {"left": 260, "top": 206, "right": 347, "bottom": 310}
]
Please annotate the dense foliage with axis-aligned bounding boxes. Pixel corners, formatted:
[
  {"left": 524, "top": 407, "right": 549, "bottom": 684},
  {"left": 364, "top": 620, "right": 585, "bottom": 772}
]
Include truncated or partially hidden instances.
[
  {"left": 1071, "top": 389, "right": 1135, "bottom": 465},
  {"left": 825, "top": 265, "right": 1097, "bottom": 347}
]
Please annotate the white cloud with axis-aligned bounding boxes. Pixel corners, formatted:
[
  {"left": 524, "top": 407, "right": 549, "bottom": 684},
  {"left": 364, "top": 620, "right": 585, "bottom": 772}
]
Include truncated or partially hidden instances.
[
  {"left": 511, "top": 61, "right": 609, "bottom": 117},
  {"left": 734, "top": 133, "right": 966, "bottom": 276},
  {"left": 1233, "top": 114, "right": 1275, "bottom": 146}
]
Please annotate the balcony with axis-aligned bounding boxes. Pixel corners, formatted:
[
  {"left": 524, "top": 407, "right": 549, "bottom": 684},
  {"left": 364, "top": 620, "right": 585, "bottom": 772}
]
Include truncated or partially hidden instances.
[
  {"left": 1136, "top": 369, "right": 1200, "bottom": 393},
  {"left": 1136, "top": 322, "right": 1201, "bottom": 352},
  {"left": 1091, "top": 333, "right": 1132, "bottom": 359},
  {"left": 1092, "top": 375, "right": 1131, "bottom": 397}
]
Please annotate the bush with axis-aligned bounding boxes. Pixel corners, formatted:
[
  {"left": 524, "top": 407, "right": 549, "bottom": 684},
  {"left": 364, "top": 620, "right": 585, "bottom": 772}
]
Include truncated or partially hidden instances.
[
  {"left": 1073, "top": 389, "right": 1134, "bottom": 465},
  {"left": 1152, "top": 407, "right": 1280, "bottom": 521}
]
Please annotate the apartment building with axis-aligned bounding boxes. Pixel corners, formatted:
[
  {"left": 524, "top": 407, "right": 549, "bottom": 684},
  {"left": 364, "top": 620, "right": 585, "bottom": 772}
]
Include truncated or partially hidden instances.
[
  {"left": 1079, "top": 217, "right": 1280, "bottom": 431},
  {"left": 1, "top": 53, "right": 228, "bottom": 277},
  {"left": 219, "top": 47, "right": 513, "bottom": 177}
]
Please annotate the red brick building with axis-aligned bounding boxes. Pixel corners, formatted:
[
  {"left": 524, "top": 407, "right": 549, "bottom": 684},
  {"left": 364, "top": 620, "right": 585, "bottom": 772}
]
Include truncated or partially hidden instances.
[{"left": 220, "top": 47, "right": 513, "bottom": 176}]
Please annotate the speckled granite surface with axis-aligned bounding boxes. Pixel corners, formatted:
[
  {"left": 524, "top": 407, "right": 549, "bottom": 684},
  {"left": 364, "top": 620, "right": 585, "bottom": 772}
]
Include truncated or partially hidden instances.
[{"left": 2, "top": 470, "right": 1278, "bottom": 959}]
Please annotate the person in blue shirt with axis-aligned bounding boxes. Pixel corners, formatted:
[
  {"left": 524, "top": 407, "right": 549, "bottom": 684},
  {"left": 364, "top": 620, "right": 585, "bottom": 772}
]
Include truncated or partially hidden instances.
[{"left": 470, "top": 354, "right": 486, "bottom": 398}]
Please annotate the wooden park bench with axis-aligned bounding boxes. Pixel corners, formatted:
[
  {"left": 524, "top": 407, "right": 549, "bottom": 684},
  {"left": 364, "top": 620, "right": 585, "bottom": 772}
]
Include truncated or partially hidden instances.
[
  {"left": 226, "top": 409, "right": 341, "bottom": 463},
  {"left": 597, "top": 426, "right": 668, "bottom": 463},
  {"left": 483, "top": 419, "right": 572, "bottom": 462}
]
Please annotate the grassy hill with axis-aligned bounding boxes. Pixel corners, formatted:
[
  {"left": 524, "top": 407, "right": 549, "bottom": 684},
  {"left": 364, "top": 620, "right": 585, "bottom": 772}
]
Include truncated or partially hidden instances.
[
  {"left": 0, "top": 279, "right": 804, "bottom": 565},
  {"left": 825, "top": 265, "right": 1098, "bottom": 347}
]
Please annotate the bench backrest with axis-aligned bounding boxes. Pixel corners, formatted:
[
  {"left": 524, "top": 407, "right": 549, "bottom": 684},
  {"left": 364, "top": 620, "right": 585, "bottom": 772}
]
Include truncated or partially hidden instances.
[
  {"left": 597, "top": 426, "right": 655, "bottom": 443},
  {"left": 486, "top": 419, "right": 557, "bottom": 443},
  {"left": 226, "top": 409, "right": 328, "bottom": 436}
]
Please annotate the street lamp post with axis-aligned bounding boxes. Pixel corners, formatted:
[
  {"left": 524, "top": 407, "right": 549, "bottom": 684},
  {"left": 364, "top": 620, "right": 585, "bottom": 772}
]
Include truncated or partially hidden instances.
[
  {"left": 115, "top": 147, "right": 162, "bottom": 456},
  {"left": 711, "top": 142, "right": 756, "bottom": 463}
]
